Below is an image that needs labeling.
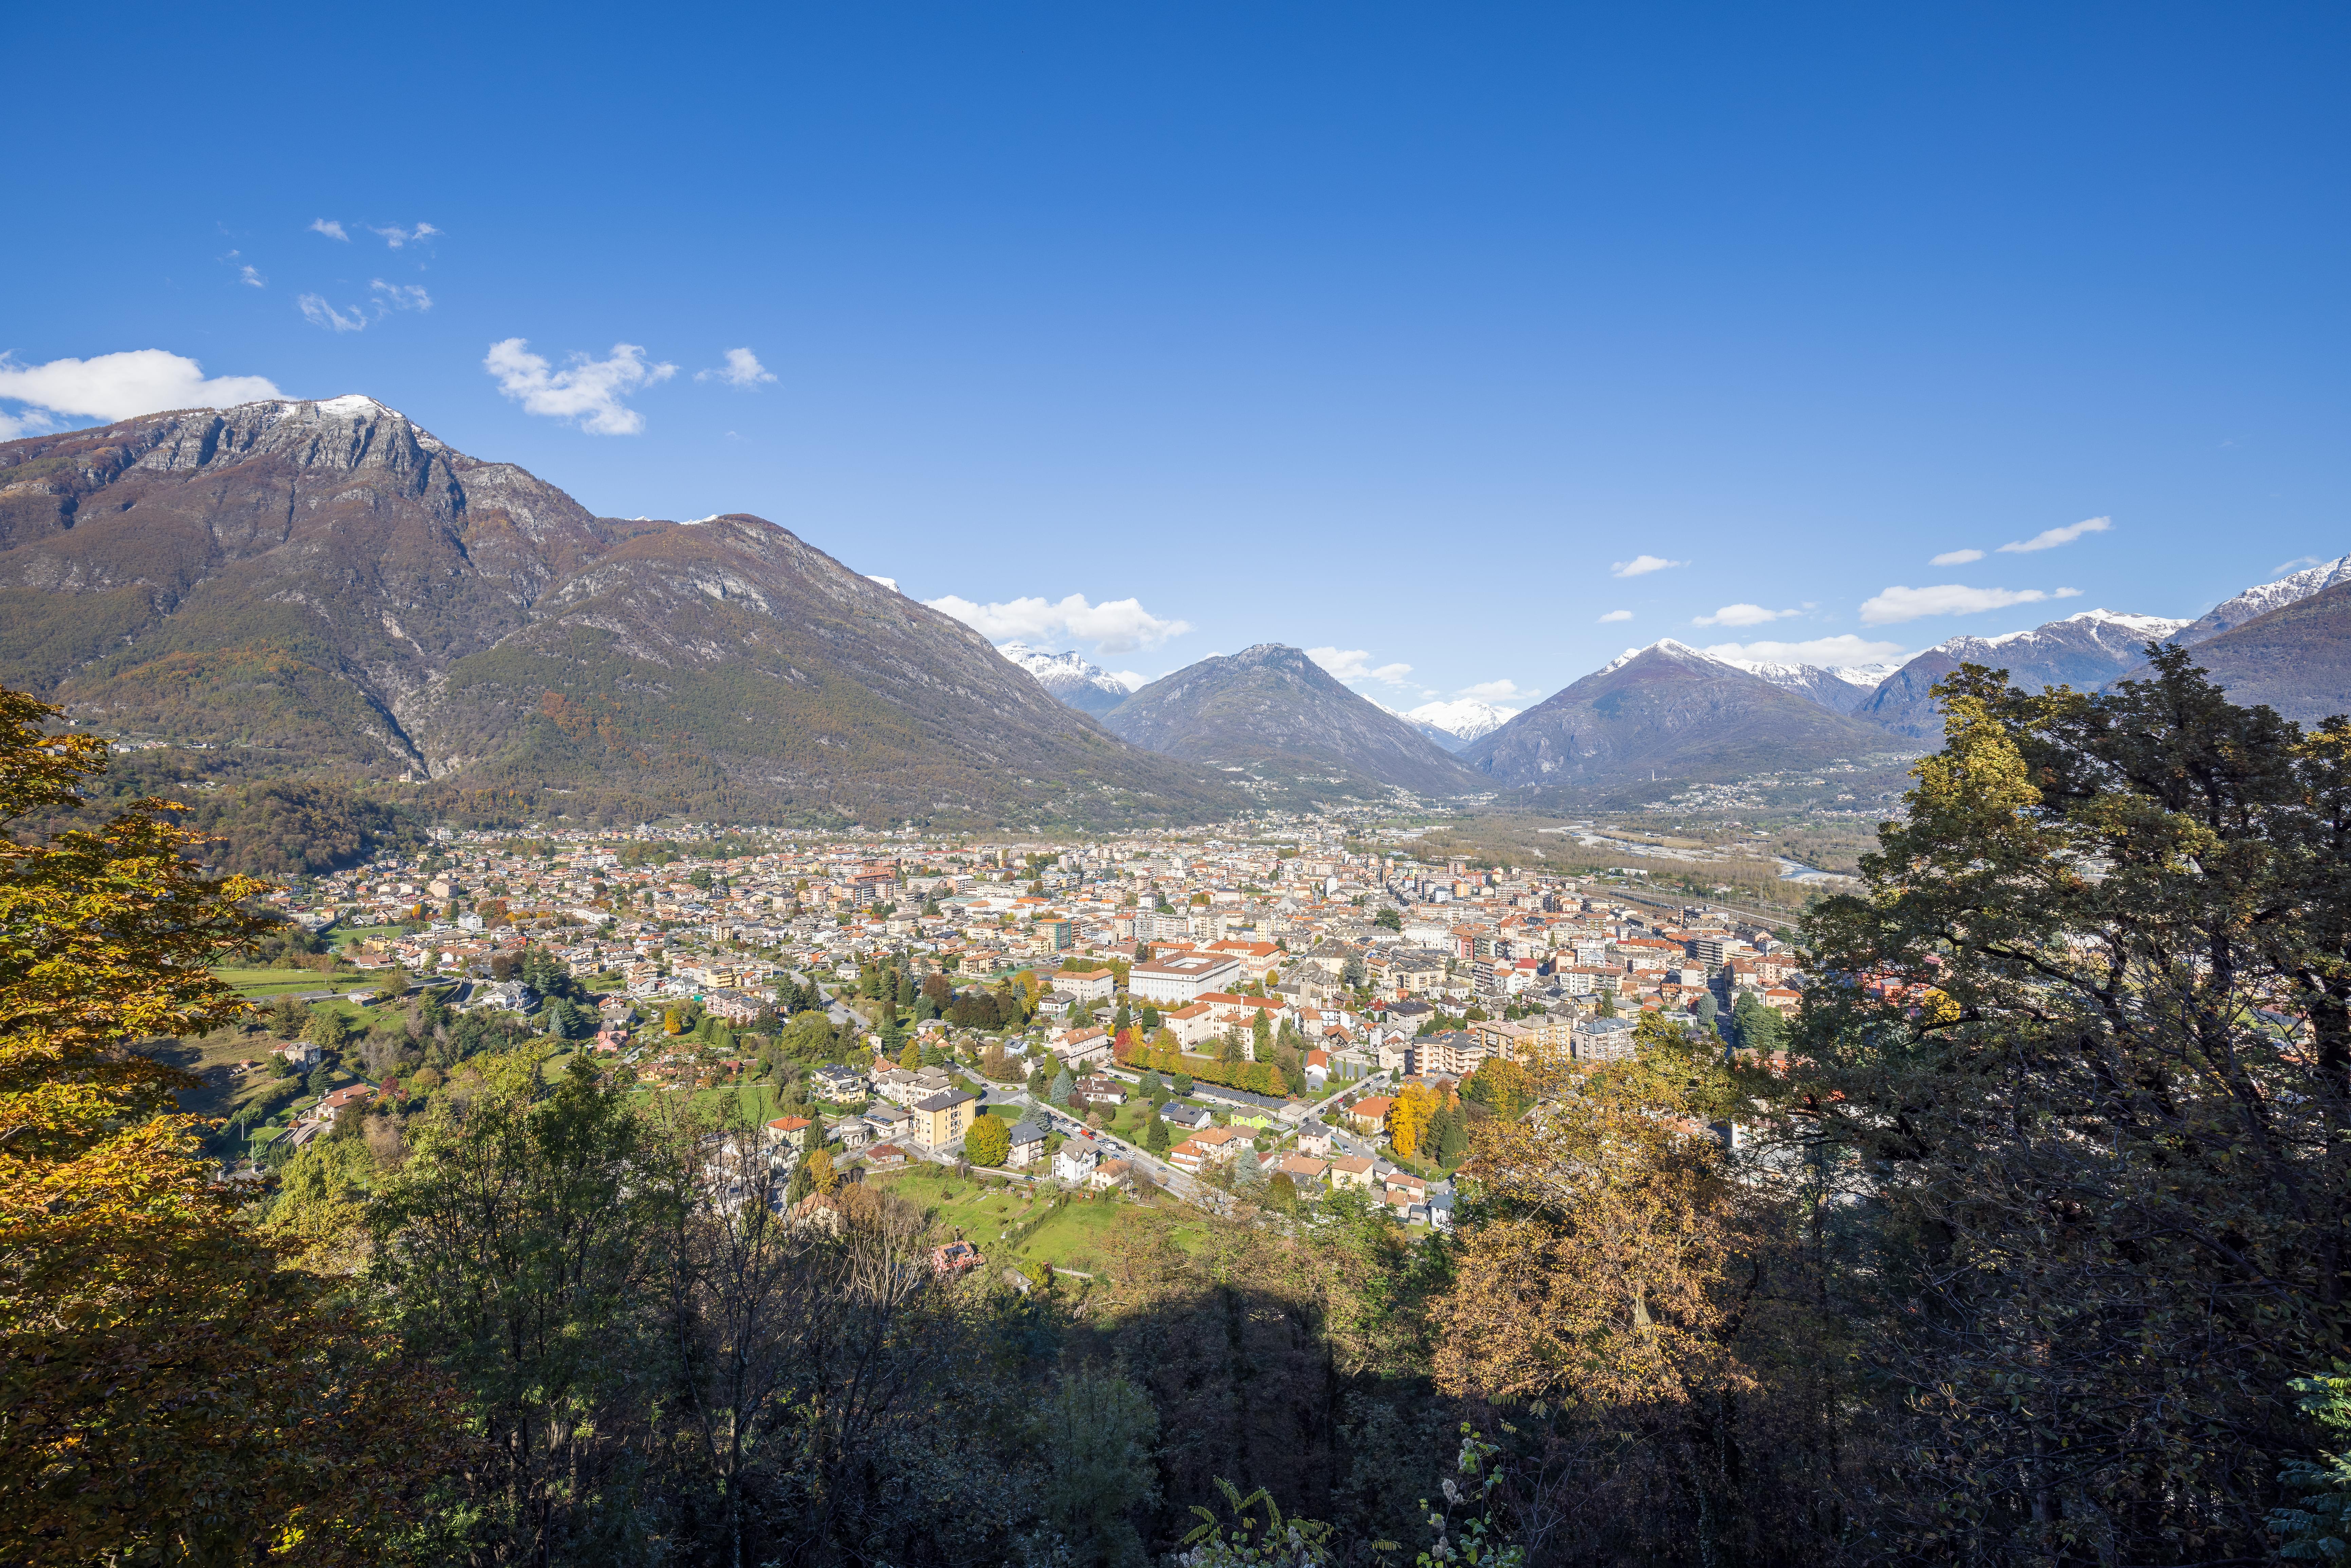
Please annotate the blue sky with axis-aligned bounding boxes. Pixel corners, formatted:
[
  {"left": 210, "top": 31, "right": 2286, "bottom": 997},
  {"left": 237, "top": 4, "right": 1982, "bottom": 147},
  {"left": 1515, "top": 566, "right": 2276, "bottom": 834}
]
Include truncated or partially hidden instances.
[{"left": 5, "top": 2, "right": 2346, "bottom": 710}]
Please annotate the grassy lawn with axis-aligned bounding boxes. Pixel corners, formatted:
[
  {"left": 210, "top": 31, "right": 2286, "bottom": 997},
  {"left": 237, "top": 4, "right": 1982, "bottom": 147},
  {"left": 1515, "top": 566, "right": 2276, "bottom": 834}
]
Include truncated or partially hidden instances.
[
  {"left": 625, "top": 1080, "right": 792, "bottom": 1128},
  {"left": 883, "top": 1162, "right": 1199, "bottom": 1271},
  {"left": 1009, "top": 1198, "right": 1136, "bottom": 1273},
  {"left": 214, "top": 967, "right": 382, "bottom": 999}
]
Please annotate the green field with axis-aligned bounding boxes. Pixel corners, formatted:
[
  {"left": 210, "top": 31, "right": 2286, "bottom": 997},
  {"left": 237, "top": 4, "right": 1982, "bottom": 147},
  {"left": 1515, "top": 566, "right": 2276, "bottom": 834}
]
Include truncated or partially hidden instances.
[
  {"left": 214, "top": 967, "right": 383, "bottom": 999},
  {"left": 624, "top": 1081, "right": 791, "bottom": 1128},
  {"left": 872, "top": 1164, "right": 1206, "bottom": 1276}
]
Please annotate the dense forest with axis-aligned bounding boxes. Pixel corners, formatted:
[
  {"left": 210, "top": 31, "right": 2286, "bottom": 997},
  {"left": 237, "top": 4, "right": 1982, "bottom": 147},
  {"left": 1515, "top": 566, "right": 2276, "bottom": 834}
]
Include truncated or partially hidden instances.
[
  {"left": 24, "top": 743, "right": 426, "bottom": 876},
  {"left": 7, "top": 652, "right": 2351, "bottom": 1565}
]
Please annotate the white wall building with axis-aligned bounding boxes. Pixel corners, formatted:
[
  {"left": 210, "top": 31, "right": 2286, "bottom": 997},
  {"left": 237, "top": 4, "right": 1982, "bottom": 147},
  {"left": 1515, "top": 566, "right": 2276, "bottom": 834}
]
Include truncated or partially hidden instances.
[{"left": 1128, "top": 952, "right": 1243, "bottom": 1005}]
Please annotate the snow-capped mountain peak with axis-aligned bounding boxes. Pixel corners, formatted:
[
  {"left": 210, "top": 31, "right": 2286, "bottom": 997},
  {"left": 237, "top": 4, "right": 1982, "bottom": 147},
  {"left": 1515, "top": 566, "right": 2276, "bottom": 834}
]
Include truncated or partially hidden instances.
[
  {"left": 997, "top": 642, "right": 1141, "bottom": 716},
  {"left": 2180, "top": 555, "right": 2351, "bottom": 643},
  {"left": 1405, "top": 697, "right": 1518, "bottom": 743},
  {"left": 1714, "top": 656, "right": 1900, "bottom": 715}
]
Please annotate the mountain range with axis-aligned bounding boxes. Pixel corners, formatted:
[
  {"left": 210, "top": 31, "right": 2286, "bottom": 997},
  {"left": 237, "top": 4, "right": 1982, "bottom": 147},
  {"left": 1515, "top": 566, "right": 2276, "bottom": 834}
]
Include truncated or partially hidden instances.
[
  {"left": 1095, "top": 644, "right": 1482, "bottom": 795},
  {"left": 1853, "top": 609, "right": 2192, "bottom": 738},
  {"left": 995, "top": 643, "right": 1138, "bottom": 716},
  {"left": 1459, "top": 640, "right": 1901, "bottom": 799},
  {"left": 9, "top": 395, "right": 2349, "bottom": 824},
  {"left": 0, "top": 397, "right": 1251, "bottom": 828},
  {"left": 1400, "top": 698, "right": 1518, "bottom": 751}
]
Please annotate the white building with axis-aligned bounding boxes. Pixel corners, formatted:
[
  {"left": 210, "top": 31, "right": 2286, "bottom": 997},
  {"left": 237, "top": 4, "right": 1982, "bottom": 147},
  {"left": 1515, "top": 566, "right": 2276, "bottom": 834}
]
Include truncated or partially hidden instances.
[{"left": 1128, "top": 952, "right": 1242, "bottom": 1005}]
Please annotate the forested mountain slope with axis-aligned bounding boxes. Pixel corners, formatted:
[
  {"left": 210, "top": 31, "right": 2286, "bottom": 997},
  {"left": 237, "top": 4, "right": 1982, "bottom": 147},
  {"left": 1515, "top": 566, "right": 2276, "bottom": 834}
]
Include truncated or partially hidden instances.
[{"left": 0, "top": 397, "right": 1247, "bottom": 827}]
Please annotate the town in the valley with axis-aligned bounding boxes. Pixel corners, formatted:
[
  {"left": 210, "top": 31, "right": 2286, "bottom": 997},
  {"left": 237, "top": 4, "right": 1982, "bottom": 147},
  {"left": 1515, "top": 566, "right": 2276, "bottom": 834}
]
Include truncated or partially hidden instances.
[{"left": 229, "top": 806, "right": 1809, "bottom": 1248}]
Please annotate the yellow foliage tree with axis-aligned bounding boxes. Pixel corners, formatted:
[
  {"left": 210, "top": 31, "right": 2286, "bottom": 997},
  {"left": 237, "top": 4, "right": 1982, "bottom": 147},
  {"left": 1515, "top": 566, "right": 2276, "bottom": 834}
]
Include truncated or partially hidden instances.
[
  {"left": 1434, "top": 1012, "right": 1757, "bottom": 1472},
  {"left": 1386, "top": 1081, "right": 1439, "bottom": 1158},
  {"left": 0, "top": 688, "right": 448, "bottom": 1561}
]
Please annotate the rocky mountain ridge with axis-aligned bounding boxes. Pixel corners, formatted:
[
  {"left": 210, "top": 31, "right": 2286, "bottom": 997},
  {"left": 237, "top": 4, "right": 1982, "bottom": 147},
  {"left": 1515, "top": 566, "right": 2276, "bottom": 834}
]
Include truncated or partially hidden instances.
[
  {"left": 1854, "top": 609, "right": 2192, "bottom": 738},
  {"left": 1100, "top": 644, "right": 1482, "bottom": 795},
  {"left": 1461, "top": 639, "right": 1903, "bottom": 799},
  {"left": 0, "top": 397, "right": 1249, "bottom": 827}
]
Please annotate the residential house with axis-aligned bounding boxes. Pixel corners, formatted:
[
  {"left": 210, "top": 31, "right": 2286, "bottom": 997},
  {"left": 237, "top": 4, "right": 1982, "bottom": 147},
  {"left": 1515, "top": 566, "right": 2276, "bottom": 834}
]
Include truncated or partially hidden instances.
[
  {"left": 703, "top": 989, "right": 765, "bottom": 1025},
  {"left": 1296, "top": 1120, "right": 1335, "bottom": 1157},
  {"left": 1326, "top": 1154, "right": 1377, "bottom": 1192},
  {"left": 1050, "top": 1027, "right": 1112, "bottom": 1071},
  {"left": 1006, "top": 1119, "right": 1049, "bottom": 1168},
  {"left": 1383, "top": 1170, "right": 1431, "bottom": 1204},
  {"left": 1075, "top": 1074, "right": 1127, "bottom": 1104},
  {"left": 1161, "top": 1102, "right": 1215, "bottom": 1134},
  {"left": 314, "top": 1083, "right": 375, "bottom": 1124},
  {"left": 865, "top": 1143, "right": 910, "bottom": 1169},
  {"left": 1165, "top": 1125, "right": 1247, "bottom": 1174},
  {"left": 1091, "top": 1157, "right": 1136, "bottom": 1192},
  {"left": 1273, "top": 1152, "right": 1329, "bottom": 1187},
  {"left": 812, "top": 1063, "right": 868, "bottom": 1101},
  {"left": 910, "top": 1088, "right": 978, "bottom": 1150},
  {"left": 863, "top": 1104, "right": 914, "bottom": 1146},
  {"left": 1346, "top": 1096, "right": 1394, "bottom": 1135},
  {"left": 764, "top": 1115, "right": 818, "bottom": 1153},
  {"left": 1054, "top": 1142, "right": 1100, "bottom": 1183},
  {"left": 875, "top": 1065, "right": 952, "bottom": 1107}
]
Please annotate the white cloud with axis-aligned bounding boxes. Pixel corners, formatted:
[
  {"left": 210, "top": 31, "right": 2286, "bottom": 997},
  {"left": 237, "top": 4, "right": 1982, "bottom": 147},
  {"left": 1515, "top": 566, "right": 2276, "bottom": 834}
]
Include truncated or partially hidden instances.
[
  {"left": 696, "top": 348, "right": 776, "bottom": 387},
  {"left": 298, "top": 294, "right": 369, "bottom": 333},
  {"left": 1700, "top": 634, "right": 1909, "bottom": 668},
  {"left": 1307, "top": 648, "right": 1415, "bottom": 686},
  {"left": 309, "top": 219, "right": 349, "bottom": 241},
  {"left": 1930, "top": 548, "right": 1984, "bottom": 566},
  {"left": 370, "top": 280, "right": 432, "bottom": 311},
  {"left": 867, "top": 575, "right": 901, "bottom": 592},
  {"left": 483, "top": 339, "right": 677, "bottom": 436},
  {"left": 241, "top": 265, "right": 265, "bottom": 288},
  {"left": 1611, "top": 554, "right": 1685, "bottom": 578},
  {"left": 0, "top": 349, "right": 283, "bottom": 437},
  {"left": 924, "top": 592, "right": 1191, "bottom": 654},
  {"left": 1860, "top": 584, "right": 2056, "bottom": 624},
  {"left": 2276, "top": 555, "right": 2327, "bottom": 574},
  {"left": 368, "top": 222, "right": 442, "bottom": 248},
  {"left": 2055, "top": 586, "right": 2082, "bottom": 598},
  {"left": 1693, "top": 603, "right": 1798, "bottom": 628},
  {"left": 1597, "top": 609, "right": 1633, "bottom": 623},
  {"left": 1998, "top": 515, "right": 2111, "bottom": 553},
  {"left": 1460, "top": 678, "right": 1532, "bottom": 702}
]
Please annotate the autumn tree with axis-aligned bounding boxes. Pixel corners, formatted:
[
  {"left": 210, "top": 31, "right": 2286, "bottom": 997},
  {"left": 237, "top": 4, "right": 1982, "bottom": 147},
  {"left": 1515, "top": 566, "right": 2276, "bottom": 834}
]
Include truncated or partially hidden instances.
[
  {"left": 965, "top": 1114, "right": 1012, "bottom": 1166},
  {"left": 1434, "top": 1013, "right": 1778, "bottom": 1560},
  {"left": 0, "top": 687, "right": 445, "bottom": 1562},
  {"left": 1386, "top": 1081, "right": 1439, "bottom": 1158}
]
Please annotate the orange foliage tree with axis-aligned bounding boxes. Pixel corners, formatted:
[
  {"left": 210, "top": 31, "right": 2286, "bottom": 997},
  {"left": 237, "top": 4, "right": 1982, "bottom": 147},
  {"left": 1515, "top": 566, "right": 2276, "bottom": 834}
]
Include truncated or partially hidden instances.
[{"left": 0, "top": 688, "right": 448, "bottom": 1563}]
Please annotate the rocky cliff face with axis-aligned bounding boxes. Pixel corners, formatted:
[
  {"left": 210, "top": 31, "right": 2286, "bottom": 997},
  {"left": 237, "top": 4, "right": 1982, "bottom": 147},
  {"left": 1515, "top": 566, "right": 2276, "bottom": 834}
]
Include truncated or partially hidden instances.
[
  {"left": 0, "top": 398, "right": 1247, "bottom": 826},
  {"left": 1462, "top": 640, "right": 1905, "bottom": 794},
  {"left": 1102, "top": 643, "right": 1481, "bottom": 795}
]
